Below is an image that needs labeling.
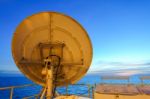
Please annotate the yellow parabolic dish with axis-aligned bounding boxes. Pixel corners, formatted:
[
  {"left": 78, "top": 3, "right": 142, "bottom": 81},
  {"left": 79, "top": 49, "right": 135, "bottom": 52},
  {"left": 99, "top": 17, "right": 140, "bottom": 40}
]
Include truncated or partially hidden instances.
[{"left": 12, "top": 12, "right": 92, "bottom": 86}]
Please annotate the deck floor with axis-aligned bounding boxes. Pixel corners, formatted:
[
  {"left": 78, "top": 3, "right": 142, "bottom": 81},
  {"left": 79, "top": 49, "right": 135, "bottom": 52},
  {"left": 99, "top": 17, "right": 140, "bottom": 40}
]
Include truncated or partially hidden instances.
[
  {"left": 78, "top": 97, "right": 91, "bottom": 99},
  {"left": 95, "top": 84, "right": 150, "bottom": 95}
]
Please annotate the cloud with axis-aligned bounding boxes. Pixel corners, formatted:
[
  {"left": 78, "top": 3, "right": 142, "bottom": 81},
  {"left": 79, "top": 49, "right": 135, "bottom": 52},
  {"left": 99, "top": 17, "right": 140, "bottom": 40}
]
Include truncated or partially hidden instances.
[
  {"left": 88, "top": 60, "right": 150, "bottom": 76},
  {"left": 114, "top": 71, "right": 140, "bottom": 76}
]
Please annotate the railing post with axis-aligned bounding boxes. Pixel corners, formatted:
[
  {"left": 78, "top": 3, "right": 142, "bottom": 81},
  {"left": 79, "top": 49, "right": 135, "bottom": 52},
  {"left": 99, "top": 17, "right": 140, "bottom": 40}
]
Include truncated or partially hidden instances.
[
  {"left": 88, "top": 84, "right": 90, "bottom": 98},
  {"left": 10, "top": 87, "right": 14, "bottom": 99},
  {"left": 66, "top": 85, "right": 68, "bottom": 95},
  {"left": 128, "top": 78, "right": 129, "bottom": 84},
  {"left": 92, "top": 86, "right": 94, "bottom": 99},
  {"left": 141, "top": 79, "right": 144, "bottom": 86}
]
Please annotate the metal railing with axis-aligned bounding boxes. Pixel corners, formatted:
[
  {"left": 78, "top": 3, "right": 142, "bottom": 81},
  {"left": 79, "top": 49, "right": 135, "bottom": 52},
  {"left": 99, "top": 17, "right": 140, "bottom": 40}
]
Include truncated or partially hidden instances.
[
  {"left": 140, "top": 76, "right": 150, "bottom": 85},
  {"left": 100, "top": 76, "right": 150, "bottom": 85},
  {"left": 0, "top": 83, "right": 94, "bottom": 99},
  {"left": 0, "top": 84, "right": 38, "bottom": 99},
  {"left": 63, "top": 84, "right": 94, "bottom": 98},
  {"left": 100, "top": 76, "right": 130, "bottom": 85}
]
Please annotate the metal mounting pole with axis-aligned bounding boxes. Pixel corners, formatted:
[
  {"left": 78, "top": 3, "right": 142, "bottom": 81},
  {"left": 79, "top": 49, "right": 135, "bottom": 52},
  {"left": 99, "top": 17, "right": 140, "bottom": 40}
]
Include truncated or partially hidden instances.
[
  {"left": 40, "top": 57, "right": 53, "bottom": 99},
  {"left": 40, "top": 87, "right": 46, "bottom": 99},
  {"left": 40, "top": 68, "right": 53, "bottom": 99},
  {"left": 10, "top": 87, "right": 14, "bottom": 99},
  {"left": 46, "top": 68, "right": 53, "bottom": 99}
]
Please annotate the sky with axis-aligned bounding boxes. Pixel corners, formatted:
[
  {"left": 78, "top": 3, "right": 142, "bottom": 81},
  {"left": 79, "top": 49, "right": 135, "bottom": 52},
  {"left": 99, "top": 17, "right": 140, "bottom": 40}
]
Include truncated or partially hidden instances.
[{"left": 1, "top": 0, "right": 150, "bottom": 76}]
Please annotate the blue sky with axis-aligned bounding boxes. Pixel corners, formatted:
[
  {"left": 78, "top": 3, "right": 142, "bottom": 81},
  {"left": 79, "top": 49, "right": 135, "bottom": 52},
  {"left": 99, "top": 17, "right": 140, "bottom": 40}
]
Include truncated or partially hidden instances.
[{"left": 0, "top": 0, "right": 150, "bottom": 75}]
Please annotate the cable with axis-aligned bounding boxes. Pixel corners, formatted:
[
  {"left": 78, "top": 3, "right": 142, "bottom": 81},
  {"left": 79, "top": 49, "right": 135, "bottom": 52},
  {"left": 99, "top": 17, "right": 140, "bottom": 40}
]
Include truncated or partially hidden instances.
[{"left": 50, "top": 55, "right": 61, "bottom": 98}]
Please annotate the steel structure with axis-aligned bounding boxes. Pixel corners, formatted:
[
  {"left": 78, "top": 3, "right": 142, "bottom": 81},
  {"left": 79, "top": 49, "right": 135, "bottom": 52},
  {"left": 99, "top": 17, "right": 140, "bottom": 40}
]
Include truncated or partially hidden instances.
[{"left": 12, "top": 12, "right": 93, "bottom": 99}]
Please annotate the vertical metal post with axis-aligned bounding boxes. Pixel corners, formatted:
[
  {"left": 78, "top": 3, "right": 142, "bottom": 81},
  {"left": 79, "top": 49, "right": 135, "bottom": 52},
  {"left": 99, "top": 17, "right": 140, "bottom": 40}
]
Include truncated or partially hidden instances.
[
  {"left": 141, "top": 79, "right": 144, "bottom": 86},
  {"left": 40, "top": 87, "right": 46, "bottom": 99},
  {"left": 10, "top": 87, "right": 14, "bottom": 99},
  {"left": 92, "top": 86, "right": 94, "bottom": 99},
  {"left": 128, "top": 78, "right": 130, "bottom": 86},
  {"left": 66, "top": 85, "right": 68, "bottom": 95},
  {"left": 46, "top": 68, "right": 53, "bottom": 99},
  {"left": 88, "top": 85, "right": 90, "bottom": 98}
]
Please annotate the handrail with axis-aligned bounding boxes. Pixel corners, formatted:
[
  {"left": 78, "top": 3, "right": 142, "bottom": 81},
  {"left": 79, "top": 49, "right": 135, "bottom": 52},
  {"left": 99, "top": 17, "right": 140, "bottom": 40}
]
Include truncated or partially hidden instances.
[
  {"left": 0, "top": 84, "right": 37, "bottom": 99},
  {"left": 23, "top": 84, "right": 94, "bottom": 99},
  {"left": 140, "top": 76, "right": 150, "bottom": 85},
  {"left": 140, "top": 76, "right": 150, "bottom": 80},
  {"left": 0, "top": 84, "right": 36, "bottom": 90},
  {"left": 100, "top": 76, "right": 130, "bottom": 84},
  {"left": 0, "top": 83, "right": 94, "bottom": 99},
  {"left": 64, "top": 84, "right": 94, "bottom": 98},
  {"left": 22, "top": 94, "right": 39, "bottom": 99}
]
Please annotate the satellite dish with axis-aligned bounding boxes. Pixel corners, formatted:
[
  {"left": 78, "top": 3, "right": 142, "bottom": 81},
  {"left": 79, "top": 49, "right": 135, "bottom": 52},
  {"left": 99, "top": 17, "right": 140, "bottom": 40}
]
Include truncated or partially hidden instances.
[{"left": 12, "top": 12, "right": 92, "bottom": 98}]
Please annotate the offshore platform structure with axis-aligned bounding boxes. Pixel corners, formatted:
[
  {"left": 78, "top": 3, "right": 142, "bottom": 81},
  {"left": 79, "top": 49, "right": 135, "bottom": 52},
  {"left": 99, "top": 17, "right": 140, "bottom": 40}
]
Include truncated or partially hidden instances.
[{"left": 12, "top": 12, "right": 93, "bottom": 99}]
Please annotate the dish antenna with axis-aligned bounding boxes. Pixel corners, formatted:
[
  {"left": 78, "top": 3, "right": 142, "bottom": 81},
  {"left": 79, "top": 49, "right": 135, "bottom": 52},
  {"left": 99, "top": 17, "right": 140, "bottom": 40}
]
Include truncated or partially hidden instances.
[{"left": 12, "top": 12, "right": 92, "bottom": 99}]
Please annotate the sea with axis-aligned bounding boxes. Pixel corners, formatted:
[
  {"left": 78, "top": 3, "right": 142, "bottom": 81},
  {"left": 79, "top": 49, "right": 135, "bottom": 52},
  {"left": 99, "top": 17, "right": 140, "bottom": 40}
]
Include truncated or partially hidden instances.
[{"left": 0, "top": 73, "right": 150, "bottom": 99}]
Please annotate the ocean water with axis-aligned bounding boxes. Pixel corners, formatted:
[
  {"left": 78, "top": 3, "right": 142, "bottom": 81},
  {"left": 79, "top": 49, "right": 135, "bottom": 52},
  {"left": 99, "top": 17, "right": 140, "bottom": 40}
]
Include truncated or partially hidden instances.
[{"left": 0, "top": 74, "right": 150, "bottom": 99}]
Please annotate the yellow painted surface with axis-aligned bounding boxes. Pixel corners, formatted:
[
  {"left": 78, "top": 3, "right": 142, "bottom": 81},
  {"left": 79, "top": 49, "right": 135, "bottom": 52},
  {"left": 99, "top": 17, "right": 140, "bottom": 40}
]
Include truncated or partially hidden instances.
[
  {"left": 94, "top": 92, "right": 150, "bottom": 99},
  {"left": 94, "top": 84, "right": 150, "bottom": 99},
  {"left": 12, "top": 12, "right": 93, "bottom": 86},
  {"left": 55, "top": 95, "right": 79, "bottom": 99}
]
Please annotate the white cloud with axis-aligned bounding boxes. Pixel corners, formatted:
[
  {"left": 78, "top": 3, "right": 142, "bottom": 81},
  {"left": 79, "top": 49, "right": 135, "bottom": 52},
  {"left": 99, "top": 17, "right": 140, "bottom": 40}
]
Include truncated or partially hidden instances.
[{"left": 88, "top": 60, "right": 150, "bottom": 75}]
